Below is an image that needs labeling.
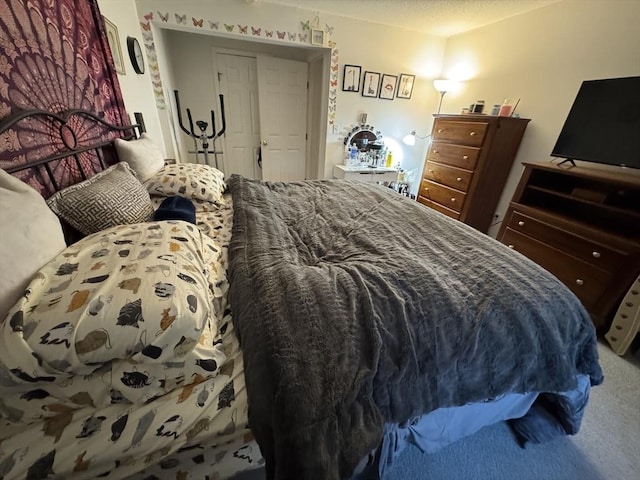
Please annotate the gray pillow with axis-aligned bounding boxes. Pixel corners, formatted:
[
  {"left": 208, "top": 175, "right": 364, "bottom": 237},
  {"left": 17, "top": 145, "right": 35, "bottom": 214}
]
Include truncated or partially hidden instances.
[
  {"left": 47, "top": 163, "right": 154, "bottom": 235},
  {"left": 114, "top": 133, "right": 165, "bottom": 182}
]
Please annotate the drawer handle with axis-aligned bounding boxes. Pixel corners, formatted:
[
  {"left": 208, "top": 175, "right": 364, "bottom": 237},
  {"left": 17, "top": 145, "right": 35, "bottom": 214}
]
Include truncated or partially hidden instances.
[
  {"left": 450, "top": 197, "right": 456, "bottom": 202},
  {"left": 359, "top": 172, "right": 369, "bottom": 175},
  {"left": 470, "top": 131, "right": 476, "bottom": 136},
  {"left": 428, "top": 169, "right": 434, "bottom": 173},
  {"left": 592, "top": 251, "right": 601, "bottom": 258},
  {"left": 438, "top": 129, "right": 445, "bottom": 133},
  {"left": 576, "top": 279, "right": 584, "bottom": 286},
  {"left": 508, "top": 244, "right": 515, "bottom": 249},
  {"left": 518, "top": 221, "right": 525, "bottom": 227},
  {"left": 433, "top": 149, "right": 439, "bottom": 154},
  {"left": 462, "top": 155, "right": 469, "bottom": 160},
  {"left": 456, "top": 177, "right": 462, "bottom": 182}
]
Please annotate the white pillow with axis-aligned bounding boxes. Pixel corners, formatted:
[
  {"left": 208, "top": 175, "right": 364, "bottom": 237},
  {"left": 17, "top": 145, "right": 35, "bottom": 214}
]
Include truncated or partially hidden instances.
[
  {"left": 114, "top": 133, "right": 165, "bottom": 182},
  {"left": 0, "top": 169, "right": 66, "bottom": 318}
]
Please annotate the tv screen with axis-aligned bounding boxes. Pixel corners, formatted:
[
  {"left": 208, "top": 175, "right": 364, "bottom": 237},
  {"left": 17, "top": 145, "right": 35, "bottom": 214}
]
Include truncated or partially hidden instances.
[{"left": 551, "top": 76, "right": 640, "bottom": 169}]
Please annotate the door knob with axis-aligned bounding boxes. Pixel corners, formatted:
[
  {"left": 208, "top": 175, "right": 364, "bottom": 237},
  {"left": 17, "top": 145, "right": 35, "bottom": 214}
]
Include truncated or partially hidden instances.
[{"left": 261, "top": 140, "right": 268, "bottom": 146}]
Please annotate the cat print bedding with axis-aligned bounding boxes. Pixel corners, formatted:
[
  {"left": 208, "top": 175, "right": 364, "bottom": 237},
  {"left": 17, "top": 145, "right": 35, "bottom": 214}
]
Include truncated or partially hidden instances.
[{"left": 0, "top": 199, "right": 261, "bottom": 480}]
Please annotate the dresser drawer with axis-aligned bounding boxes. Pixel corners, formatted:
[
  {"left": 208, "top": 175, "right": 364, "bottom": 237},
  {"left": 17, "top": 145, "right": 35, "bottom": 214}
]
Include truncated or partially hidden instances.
[
  {"left": 432, "top": 120, "right": 488, "bottom": 147},
  {"left": 428, "top": 142, "right": 480, "bottom": 170},
  {"left": 417, "top": 196, "right": 461, "bottom": 220},
  {"left": 502, "top": 228, "right": 610, "bottom": 311},
  {"left": 419, "top": 179, "right": 466, "bottom": 212},
  {"left": 424, "top": 161, "right": 472, "bottom": 192},
  {"left": 370, "top": 171, "right": 398, "bottom": 183},
  {"left": 506, "top": 210, "right": 627, "bottom": 272}
]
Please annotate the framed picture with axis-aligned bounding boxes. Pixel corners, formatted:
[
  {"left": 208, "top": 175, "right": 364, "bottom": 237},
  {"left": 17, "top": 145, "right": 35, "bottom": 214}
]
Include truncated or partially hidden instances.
[
  {"left": 362, "top": 71, "right": 381, "bottom": 98},
  {"left": 379, "top": 74, "right": 398, "bottom": 100},
  {"left": 342, "top": 65, "right": 361, "bottom": 92},
  {"left": 103, "top": 16, "right": 125, "bottom": 75},
  {"left": 311, "top": 28, "right": 325, "bottom": 46},
  {"left": 397, "top": 73, "right": 415, "bottom": 99}
]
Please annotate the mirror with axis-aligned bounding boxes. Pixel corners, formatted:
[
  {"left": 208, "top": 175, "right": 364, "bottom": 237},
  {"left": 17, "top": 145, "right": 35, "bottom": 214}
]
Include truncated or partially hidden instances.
[{"left": 343, "top": 125, "right": 384, "bottom": 151}]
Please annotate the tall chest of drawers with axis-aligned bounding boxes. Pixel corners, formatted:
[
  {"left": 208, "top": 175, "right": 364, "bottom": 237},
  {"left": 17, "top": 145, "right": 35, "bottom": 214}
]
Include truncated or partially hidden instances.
[
  {"left": 417, "top": 115, "right": 530, "bottom": 233},
  {"left": 497, "top": 161, "right": 640, "bottom": 331}
]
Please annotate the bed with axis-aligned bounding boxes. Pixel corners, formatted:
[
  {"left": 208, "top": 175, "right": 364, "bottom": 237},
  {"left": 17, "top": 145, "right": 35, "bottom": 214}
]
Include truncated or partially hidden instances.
[{"left": 0, "top": 108, "right": 603, "bottom": 480}]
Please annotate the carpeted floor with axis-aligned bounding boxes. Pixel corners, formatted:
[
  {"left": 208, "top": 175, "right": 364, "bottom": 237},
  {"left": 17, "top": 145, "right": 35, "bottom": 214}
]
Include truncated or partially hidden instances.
[{"left": 235, "top": 340, "right": 639, "bottom": 480}]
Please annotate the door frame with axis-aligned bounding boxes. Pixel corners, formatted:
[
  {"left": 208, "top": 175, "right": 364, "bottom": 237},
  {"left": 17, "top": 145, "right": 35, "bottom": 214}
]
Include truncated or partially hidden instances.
[{"left": 211, "top": 45, "right": 329, "bottom": 180}]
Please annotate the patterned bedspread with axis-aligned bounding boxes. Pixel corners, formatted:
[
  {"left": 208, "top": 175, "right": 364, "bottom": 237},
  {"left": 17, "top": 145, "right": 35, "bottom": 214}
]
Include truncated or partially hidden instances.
[
  {"left": 227, "top": 176, "right": 604, "bottom": 479},
  {"left": 0, "top": 196, "right": 261, "bottom": 480}
]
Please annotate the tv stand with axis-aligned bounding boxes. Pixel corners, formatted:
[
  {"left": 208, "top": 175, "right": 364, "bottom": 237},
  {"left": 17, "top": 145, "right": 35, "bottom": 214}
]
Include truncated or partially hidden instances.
[
  {"left": 557, "top": 158, "right": 576, "bottom": 167},
  {"left": 497, "top": 160, "right": 640, "bottom": 331}
]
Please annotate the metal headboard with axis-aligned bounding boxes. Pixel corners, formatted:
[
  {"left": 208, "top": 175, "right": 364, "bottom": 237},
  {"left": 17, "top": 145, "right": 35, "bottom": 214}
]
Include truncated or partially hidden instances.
[{"left": 0, "top": 108, "right": 144, "bottom": 197}]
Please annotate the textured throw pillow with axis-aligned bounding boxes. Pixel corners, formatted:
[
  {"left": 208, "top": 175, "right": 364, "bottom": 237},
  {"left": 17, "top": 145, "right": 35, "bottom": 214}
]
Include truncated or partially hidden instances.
[
  {"left": 114, "top": 133, "right": 165, "bottom": 182},
  {"left": 0, "top": 169, "right": 66, "bottom": 318},
  {"left": 145, "top": 163, "right": 226, "bottom": 205},
  {"left": 46, "top": 162, "right": 154, "bottom": 236}
]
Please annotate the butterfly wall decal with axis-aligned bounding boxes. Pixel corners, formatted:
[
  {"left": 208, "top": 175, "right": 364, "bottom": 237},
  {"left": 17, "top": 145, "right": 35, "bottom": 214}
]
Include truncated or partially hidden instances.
[
  {"left": 140, "top": 21, "right": 151, "bottom": 31},
  {"left": 175, "top": 14, "right": 186, "bottom": 25},
  {"left": 287, "top": 32, "right": 296, "bottom": 41},
  {"left": 192, "top": 17, "right": 203, "bottom": 27},
  {"left": 298, "top": 33, "right": 307, "bottom": 42},
  {"left": 238, "top": 25, "right": 248, "bottom": 34},
  {"left": 330, "top": 79, "right": 337, "bottom": 87},
  {"left": 158, "top": 11, "right": 169, "bottom": 22},
  {"left": 266, "top": 30, "right": 273, "bottom": 37},
  {"left": 209, "top": 21, "right": 219, "bottom": 30},
  {"left": 143, "top": 12, "right": 153, "bottom": 21},
  {"left": 325, "top": 24, "right": 334, "bottom": 35},
  {"left": 300, "top": 20, "right": 310, "bottom": 31},
  {"left": 224, "top": 24, "right": 235, "bottom": 32},
  {"left": 276, "top": 31, "right": 285, "bottom": 39},
  {"left": 251, "top": 27, "right": 261, "bottom": 36}
]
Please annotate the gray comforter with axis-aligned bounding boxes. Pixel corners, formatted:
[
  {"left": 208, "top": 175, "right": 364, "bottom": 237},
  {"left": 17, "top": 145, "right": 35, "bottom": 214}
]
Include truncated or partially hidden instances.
[{"left": 227, "top": 176, "right": 603, "bottom": 480}]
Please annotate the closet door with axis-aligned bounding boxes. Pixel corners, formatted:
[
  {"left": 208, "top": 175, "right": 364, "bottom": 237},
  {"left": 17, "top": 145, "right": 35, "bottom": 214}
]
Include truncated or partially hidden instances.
[
  {"left": 216, "top": 53, "right": 261, "bottom": 179},
  {"left": 257, "top": 56, "right": 308, "bottom": 182}
]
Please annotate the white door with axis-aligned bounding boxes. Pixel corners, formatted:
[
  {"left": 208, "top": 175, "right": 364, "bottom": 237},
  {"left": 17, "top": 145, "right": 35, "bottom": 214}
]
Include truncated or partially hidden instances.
[
  {"left": 216, "top": 53, "right": 261, "bottom": 179},
  {"left": 257, "top": 56, "right": 308, "bottom": 182}
]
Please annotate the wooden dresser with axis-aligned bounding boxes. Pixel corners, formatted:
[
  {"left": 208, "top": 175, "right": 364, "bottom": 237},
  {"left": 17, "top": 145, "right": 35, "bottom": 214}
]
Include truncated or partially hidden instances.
[
  {"left": 417, "top": 114, "right": 530, "bottom": 233},
  {"left": 497, "top": 161, "right": 640, "bottom": 331}
]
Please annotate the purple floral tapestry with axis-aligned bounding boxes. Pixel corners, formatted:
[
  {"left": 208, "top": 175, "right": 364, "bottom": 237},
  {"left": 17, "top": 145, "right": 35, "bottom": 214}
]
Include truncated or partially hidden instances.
[{"left": 0, "top": 0, "right": 128, "bottom": 196}]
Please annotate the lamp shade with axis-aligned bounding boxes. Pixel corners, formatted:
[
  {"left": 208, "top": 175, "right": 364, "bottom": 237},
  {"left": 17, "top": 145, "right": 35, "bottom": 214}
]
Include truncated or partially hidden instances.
[
  {"left": 433, "top": 79, "right": 458, "bottom": 93},
  {"left": 402, "top": 131, "right": 416, "bottom": 146}
]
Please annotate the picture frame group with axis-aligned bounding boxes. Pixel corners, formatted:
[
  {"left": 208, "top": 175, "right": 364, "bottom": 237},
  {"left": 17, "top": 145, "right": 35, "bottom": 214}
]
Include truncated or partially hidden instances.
[{"left": 342, "top": 65, "right": 415, "bottom": 100}]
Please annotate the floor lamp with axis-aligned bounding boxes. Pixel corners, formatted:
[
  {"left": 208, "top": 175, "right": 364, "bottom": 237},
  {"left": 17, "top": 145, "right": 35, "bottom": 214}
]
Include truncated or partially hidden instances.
[
  {"left": 403, "top": 79, "right": 461, "bottom": 145},
  {"left": 433, "top": 79, "right": 458, "bottom": 114}
]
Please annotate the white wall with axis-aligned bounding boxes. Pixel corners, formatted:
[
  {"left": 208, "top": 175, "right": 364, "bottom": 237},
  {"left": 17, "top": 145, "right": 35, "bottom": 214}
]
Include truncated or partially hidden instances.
[
  {"left": 122, "top": 0, "right": 639, "bottom": 225},
  {"left": 134, "top": 0, "right": 447, "bottom": 181},
  {"left": 97, "top": 0, "right": 165, "bottom": 154},
  {"left": 442, "top": 0, "right": 640, "bottom": 235}
]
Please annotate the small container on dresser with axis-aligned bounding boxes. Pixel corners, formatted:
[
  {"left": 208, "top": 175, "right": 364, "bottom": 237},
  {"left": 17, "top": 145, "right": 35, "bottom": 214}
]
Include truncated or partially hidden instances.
[
  {"left": 497, "top": 161, "right": 640, "bottom": 331},
  {"left": 417, "top": 114, "right": 530, "bottom": 233}
]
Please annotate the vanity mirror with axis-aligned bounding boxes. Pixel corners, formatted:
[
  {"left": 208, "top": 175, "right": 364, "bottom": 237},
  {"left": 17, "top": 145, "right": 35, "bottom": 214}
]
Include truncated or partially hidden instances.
[{"left": 343, "top": 124, "right": 383, "bottom": 151}]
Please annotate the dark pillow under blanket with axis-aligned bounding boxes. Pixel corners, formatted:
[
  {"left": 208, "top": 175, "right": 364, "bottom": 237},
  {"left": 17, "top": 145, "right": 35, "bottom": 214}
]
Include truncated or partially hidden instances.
[{"left": 153, "top": 196, "right": 196, "bottom": 224}]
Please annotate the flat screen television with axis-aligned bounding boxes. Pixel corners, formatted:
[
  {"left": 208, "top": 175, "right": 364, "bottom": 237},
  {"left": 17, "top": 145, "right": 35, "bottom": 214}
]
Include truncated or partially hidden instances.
[{"left": 551, "top": 76, "right": 640, "bottom": 169}]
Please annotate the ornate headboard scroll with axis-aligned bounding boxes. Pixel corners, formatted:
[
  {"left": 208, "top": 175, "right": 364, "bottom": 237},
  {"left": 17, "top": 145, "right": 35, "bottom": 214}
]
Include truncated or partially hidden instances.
[{"left": 0, "top": 108, "right": 143, "bottom": 198}]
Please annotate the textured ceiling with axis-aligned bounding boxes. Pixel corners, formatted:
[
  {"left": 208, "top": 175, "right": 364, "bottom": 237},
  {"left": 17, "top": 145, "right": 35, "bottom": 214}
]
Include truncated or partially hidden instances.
[{"left": 260, "top": 0, "right": 561, "bottom": 37}]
